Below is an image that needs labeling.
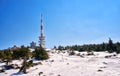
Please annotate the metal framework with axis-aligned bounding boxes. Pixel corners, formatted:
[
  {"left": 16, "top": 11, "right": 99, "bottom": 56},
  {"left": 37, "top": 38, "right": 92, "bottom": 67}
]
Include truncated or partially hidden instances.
[{"left": 39, "top": 14, "right": 45, "bottom": 47}]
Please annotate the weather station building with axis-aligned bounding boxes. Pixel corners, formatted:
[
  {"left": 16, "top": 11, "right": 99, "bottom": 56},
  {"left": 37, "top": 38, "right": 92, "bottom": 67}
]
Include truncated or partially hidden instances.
[{"left": 30, "top": 41, "right": 36, "bottom": 49}]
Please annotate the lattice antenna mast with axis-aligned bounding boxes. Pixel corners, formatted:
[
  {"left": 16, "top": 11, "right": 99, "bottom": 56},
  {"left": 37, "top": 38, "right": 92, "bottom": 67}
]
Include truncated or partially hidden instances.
[{"left": 39, "top": 14, "right": 45, "bottom": 47}]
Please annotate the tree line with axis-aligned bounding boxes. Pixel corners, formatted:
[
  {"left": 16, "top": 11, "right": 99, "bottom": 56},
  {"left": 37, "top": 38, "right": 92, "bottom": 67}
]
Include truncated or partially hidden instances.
[
  {"left": 0, "top": 45, "right": 49, "bottom": 63},
  {"left": 0, "top": 45, "right": 49, "bottom": 73},
  {"left": 57, "top": 38, "right": 120, "bottom": 54}
]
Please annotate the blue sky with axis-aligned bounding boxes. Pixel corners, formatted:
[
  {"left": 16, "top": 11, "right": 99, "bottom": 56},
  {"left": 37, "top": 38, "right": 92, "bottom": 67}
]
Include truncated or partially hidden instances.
[{"left": 0, "top": 0, "right": 120, "bottom": 49}]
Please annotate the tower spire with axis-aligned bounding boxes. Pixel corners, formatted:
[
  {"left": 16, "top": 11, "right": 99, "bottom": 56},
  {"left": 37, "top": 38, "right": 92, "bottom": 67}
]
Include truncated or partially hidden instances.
[{"left": 39, "top": 14, "right": 45, "bottom": 48}]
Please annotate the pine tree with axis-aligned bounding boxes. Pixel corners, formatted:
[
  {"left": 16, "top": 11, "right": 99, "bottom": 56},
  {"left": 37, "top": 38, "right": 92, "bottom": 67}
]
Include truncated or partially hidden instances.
[
  {"left": 69, "top": 51, "right": 75, "bottom": 55},
  {"left": 4, "top": 49, "right": 12, "bottom": 65},
  {"left": 19, "top": 56, "right": 27, "bottom": 74},
  {"left": 34, "top": 46, "right": 49, "bottom": 60},
  {"left": 116, "top": 42, "right": 120, "bottom": 54},
  {"left": 107, "top": 38, "right": 115, "bottom": 53},
  {"left": 0, "top": 51, "right": 5, "bottom": 61},
  {"left": 12, "top": 45, "right": 31, "bottom": 60}
]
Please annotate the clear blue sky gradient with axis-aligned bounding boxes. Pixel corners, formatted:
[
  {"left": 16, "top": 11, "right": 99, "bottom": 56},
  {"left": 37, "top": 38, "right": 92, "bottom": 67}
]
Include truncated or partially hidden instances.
[{"left": 0, "top": 0, "right": 120, "bottom": 49}]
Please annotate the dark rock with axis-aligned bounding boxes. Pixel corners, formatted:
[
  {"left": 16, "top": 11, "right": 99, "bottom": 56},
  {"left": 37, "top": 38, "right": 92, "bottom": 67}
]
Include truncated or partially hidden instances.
[
  {"left": 39, "top": 72, "right": 43, "bottom": 75},
  {"left": 0, "top": 69, "right": 5, "bottom": 73},
  {"left": 97, "top": 69, "right": 103, "bottom": 72},
  {"left": 103, "top": 62, "right": 107, "bottom": 64},
  {"left": 67, "top": 63, "right": 69, "bottom": 65}
]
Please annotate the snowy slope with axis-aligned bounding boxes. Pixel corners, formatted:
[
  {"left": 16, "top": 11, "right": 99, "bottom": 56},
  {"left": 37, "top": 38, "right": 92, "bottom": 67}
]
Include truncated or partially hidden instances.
[{"left": 0, "top": 51, "right": 120, "bottom": 76}]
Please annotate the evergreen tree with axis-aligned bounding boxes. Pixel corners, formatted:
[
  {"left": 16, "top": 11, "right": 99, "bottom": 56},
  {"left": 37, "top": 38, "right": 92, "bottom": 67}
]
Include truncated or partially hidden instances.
[
  {"left": 107, "top": 38, "right": 115, "bottom": 53},
  {"left": 116, "top": 42, "right": 120, "bottom": 54},
  {"left": 12, "top": 45, "right": 31, "bottom": 60},
  {"left": 34, "top": 47, "right": 49, "bottom": 60},
  {"left": 4, "top": 49, "right": 12, "bottom": 65},
  {"left": 58, "top": 45, "right": 64, "bottom": 51},
  {"left": 101, "top": 42, "right": 106, "bottom": 51},
  {"left": 19, "top": 56, "right": 27, "bottom": 74},
  {"left": 69, "top": 51, "right": 75, "bottom": 55},
  {"left": 0, "top": 51, "right": 5, "bottom": 61},
  {"left": 53, "top": 46, "right": 57, "bottom": 50},
  {"left": 0, "top": 49, "right": 12, "bottom": 63},
  {"left": 18, "top": 46, "right": 31, "bottom": 74}
]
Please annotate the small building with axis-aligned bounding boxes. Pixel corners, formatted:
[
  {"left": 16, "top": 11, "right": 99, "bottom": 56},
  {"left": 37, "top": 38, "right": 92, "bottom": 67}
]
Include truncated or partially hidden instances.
[
  {"left": 30, "top": 41, "right": 36, "bottom": 49},
  {"left": 10, "top": 45, "right": 19, "bottom": 51}
]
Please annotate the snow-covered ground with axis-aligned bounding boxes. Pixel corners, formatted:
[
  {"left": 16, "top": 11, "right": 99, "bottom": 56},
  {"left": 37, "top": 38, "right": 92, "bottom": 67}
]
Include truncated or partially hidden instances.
[{"left": 0, "top": 50, "right": 120, "bottom": 76}]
